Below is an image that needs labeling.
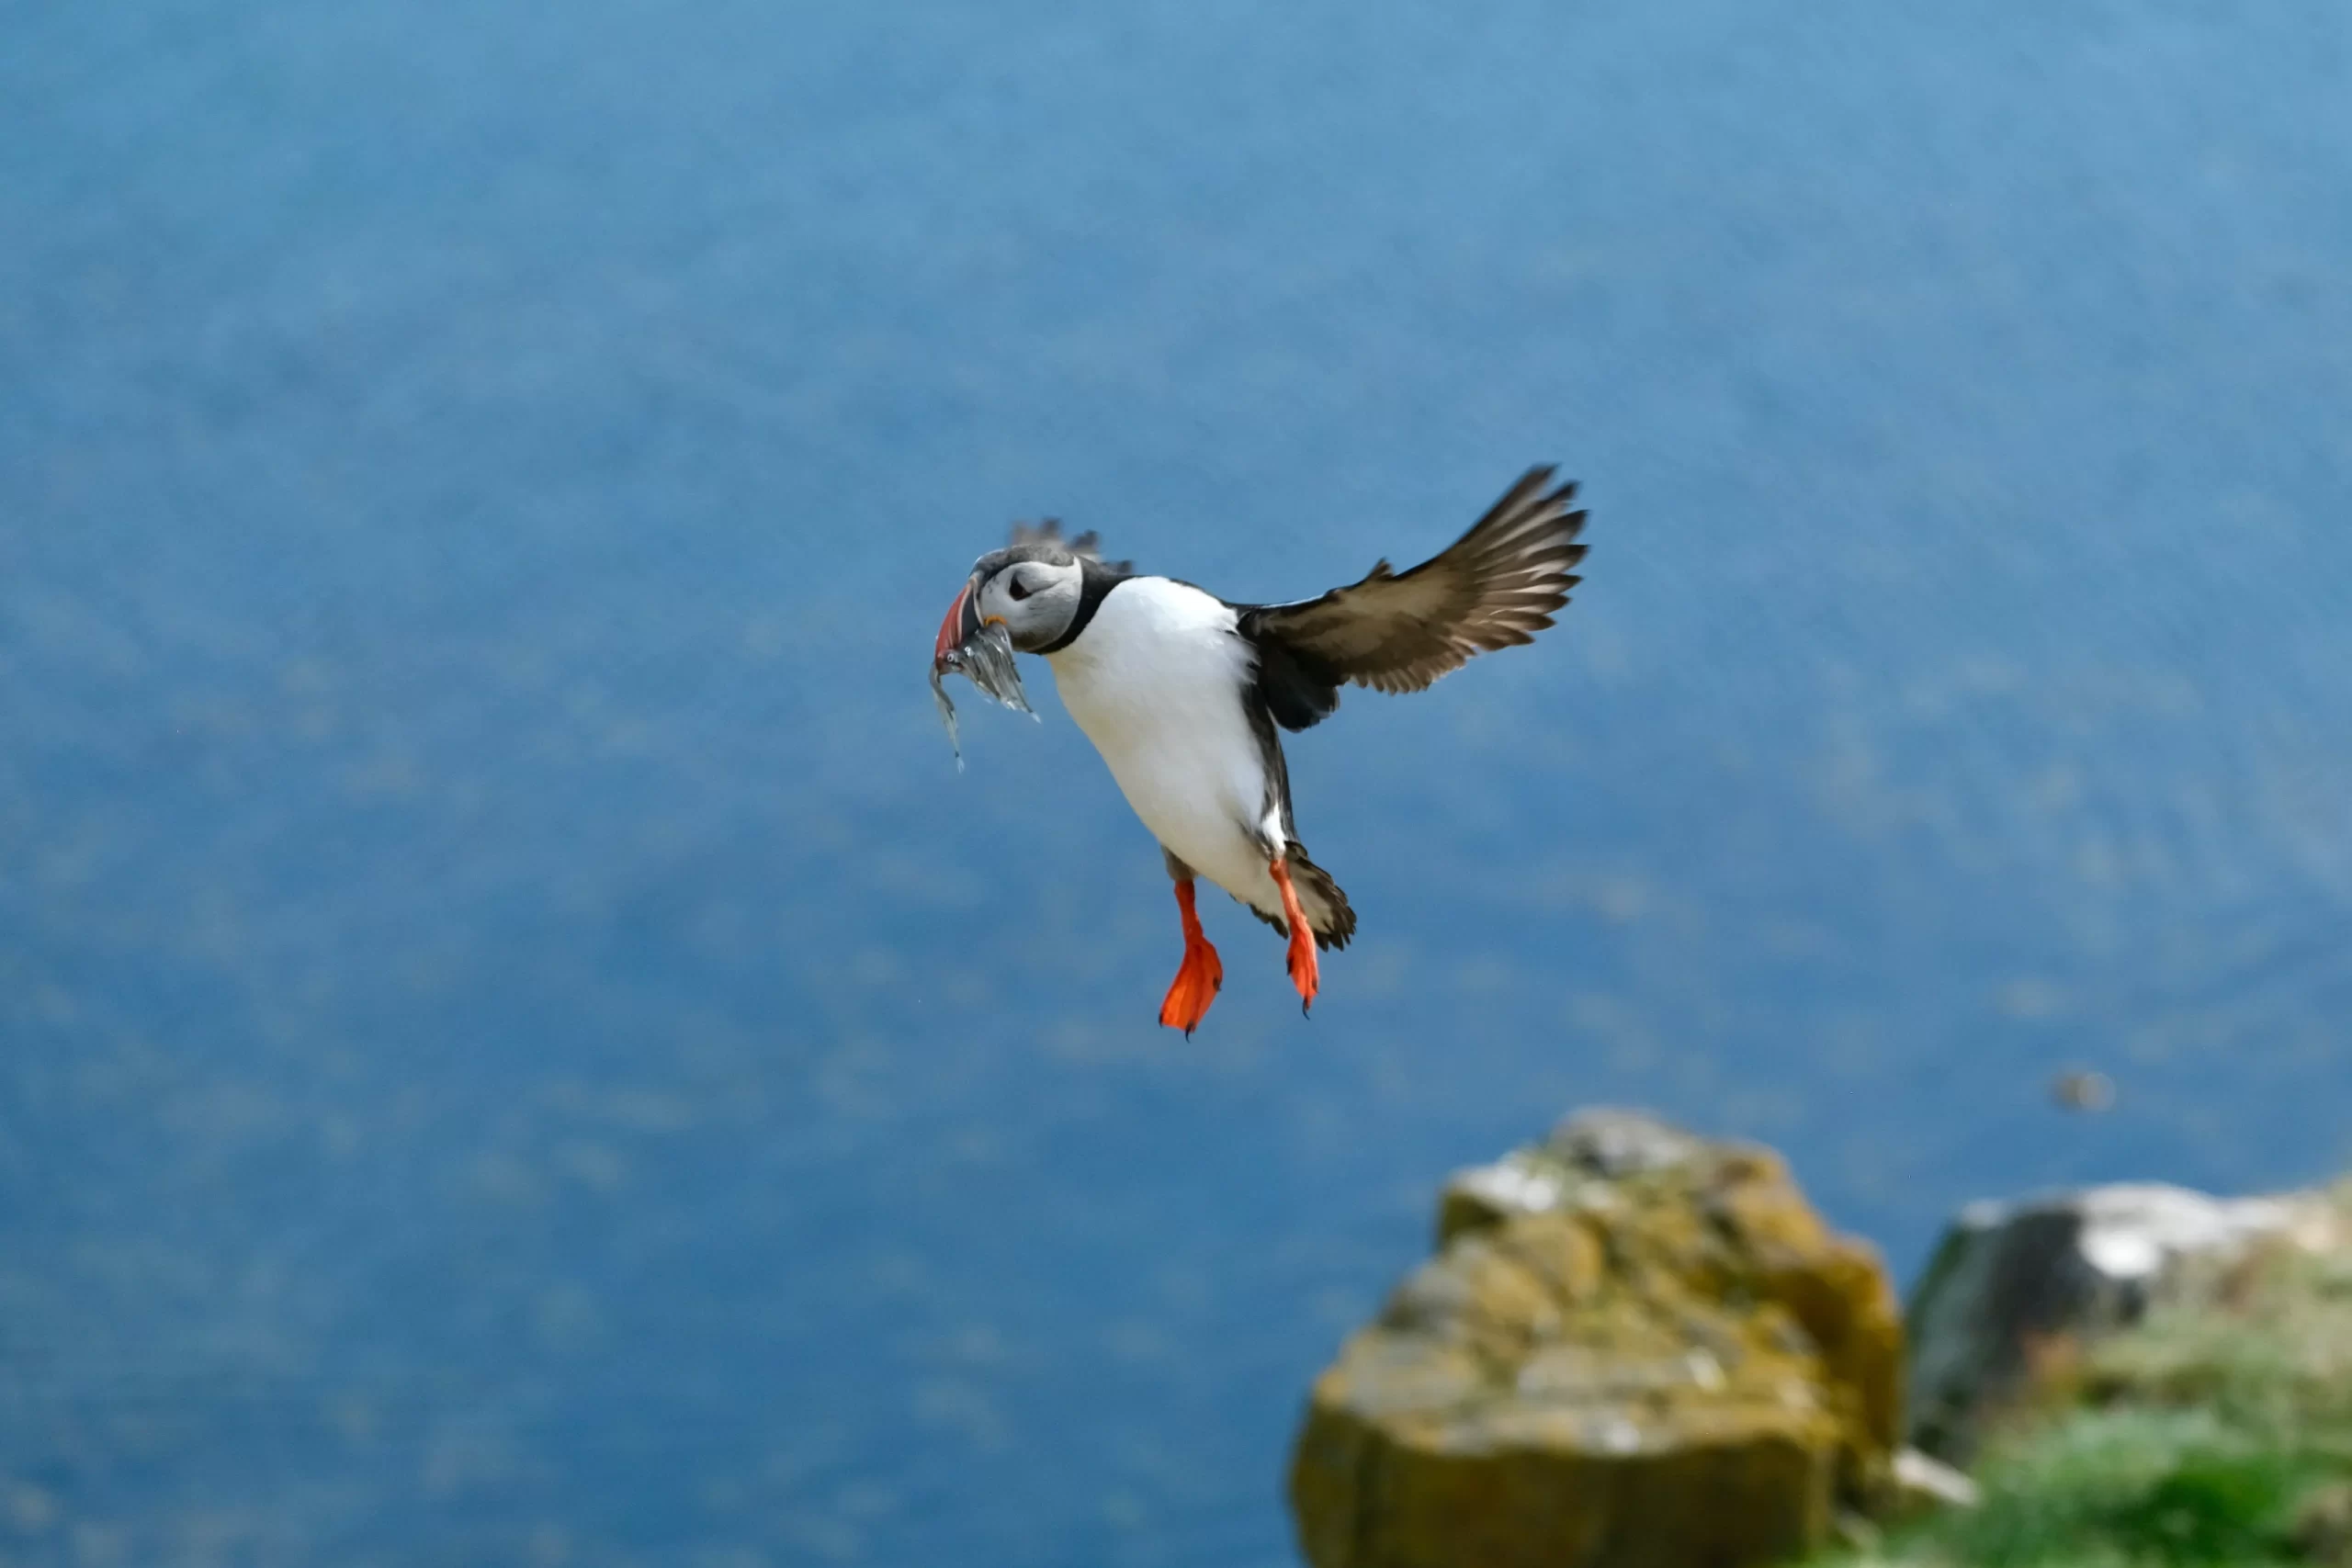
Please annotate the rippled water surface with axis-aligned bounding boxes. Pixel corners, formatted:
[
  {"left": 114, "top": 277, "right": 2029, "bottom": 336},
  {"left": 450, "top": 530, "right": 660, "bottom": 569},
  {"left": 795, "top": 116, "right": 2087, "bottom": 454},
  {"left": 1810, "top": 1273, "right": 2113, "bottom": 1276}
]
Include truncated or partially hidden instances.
[{"left": 6, "top": 3, "right": 2352, "bottom": 1562}]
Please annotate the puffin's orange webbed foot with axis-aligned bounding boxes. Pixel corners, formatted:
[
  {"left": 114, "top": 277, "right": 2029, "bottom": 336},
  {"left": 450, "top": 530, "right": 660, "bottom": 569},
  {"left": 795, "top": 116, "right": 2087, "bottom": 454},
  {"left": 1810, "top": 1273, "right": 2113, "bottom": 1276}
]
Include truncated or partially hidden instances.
[
  {"left": 1158, "top": 880, "right": 1224, "bottom": 1036},
  {"left": 1269, "top": 858, "right": 1319, "bottom": 1014}
]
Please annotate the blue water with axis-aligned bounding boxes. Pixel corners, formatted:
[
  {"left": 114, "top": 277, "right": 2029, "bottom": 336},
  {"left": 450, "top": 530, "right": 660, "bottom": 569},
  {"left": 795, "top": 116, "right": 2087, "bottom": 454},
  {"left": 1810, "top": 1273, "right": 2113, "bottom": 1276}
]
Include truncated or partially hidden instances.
[{"left": 6, "top": 2, "right": 2352, "bottom": 1562}]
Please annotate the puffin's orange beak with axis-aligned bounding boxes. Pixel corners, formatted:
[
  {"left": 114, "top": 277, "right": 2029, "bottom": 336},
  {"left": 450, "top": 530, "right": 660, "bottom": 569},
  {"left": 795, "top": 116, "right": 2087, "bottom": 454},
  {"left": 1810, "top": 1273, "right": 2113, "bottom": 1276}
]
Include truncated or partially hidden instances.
[{"left": 933, "top": 579, "right": 977, "bottom": 669}]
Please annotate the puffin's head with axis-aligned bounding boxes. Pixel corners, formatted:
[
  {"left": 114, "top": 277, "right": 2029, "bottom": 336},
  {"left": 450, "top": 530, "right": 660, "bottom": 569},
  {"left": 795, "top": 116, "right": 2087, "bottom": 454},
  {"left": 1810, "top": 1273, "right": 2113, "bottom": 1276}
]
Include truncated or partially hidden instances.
[{"left": 933, "top": 524, "right": 1109, "bottom": 665}]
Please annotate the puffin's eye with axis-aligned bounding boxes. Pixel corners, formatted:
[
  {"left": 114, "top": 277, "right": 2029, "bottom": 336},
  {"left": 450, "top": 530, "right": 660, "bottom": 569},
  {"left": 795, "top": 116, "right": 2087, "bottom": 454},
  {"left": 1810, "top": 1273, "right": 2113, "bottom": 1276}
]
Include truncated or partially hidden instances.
[{"left": 1007, "top": 574, "right": 1035, "bottom": 602}]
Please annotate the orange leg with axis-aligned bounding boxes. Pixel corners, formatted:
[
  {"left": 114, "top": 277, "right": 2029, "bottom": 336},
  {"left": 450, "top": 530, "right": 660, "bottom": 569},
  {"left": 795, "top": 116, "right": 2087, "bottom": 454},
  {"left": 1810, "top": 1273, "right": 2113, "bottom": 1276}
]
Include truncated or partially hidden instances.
[
  {"left": 1269, "top": 858, "right": 1319, "bottom": 1014},
  {"left": 1157, "top": 880, "right": 1224, "bottom": 1036}
]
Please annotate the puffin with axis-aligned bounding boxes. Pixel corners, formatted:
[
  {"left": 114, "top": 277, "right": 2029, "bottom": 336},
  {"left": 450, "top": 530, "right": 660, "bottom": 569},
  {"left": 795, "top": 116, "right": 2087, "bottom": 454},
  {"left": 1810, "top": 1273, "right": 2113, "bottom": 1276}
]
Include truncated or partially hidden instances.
[{"left": 932, "top": 466, "right": 1588, "bottom": 1033}]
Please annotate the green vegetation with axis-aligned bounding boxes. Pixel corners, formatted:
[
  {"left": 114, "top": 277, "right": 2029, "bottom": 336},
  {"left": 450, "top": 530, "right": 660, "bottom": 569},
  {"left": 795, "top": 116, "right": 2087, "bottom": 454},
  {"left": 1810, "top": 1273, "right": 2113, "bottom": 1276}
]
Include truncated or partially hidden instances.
[
  {"left": 1835, "top": 1190, "right": 2352, "bottom": 1568},
  {"left": 1897, "top": 1409, "right": 2330, "bottom": 1568}
]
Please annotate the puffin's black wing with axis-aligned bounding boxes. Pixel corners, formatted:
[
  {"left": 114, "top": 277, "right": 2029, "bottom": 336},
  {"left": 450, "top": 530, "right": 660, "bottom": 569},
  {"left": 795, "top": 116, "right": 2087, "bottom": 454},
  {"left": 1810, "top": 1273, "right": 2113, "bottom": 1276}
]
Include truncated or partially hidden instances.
[{"left": 1236, "top": 467, "right": 1587, "bottom": 729}]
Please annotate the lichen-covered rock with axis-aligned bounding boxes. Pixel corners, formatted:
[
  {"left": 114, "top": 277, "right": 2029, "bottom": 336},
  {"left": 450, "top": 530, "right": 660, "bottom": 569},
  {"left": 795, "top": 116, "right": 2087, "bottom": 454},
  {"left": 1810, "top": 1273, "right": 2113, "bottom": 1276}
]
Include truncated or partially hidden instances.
[
  {"left": 1289, "top": 1110, "right": 1903, "bottom": 1568},
  {"left": 1905, "top": 1181, "right": 2344, "bottom": 1464}
]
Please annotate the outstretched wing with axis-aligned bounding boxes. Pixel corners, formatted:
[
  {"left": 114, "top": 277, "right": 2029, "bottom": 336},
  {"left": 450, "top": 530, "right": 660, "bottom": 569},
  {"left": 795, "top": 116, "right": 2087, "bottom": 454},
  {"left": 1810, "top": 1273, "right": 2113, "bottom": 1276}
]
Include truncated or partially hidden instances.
[
  {"left": 1238, "top": 468, "right": 1587, "bottom": 726},
  {"left": 1007, "top": 519, "right": 1133, "bottom": 576}
]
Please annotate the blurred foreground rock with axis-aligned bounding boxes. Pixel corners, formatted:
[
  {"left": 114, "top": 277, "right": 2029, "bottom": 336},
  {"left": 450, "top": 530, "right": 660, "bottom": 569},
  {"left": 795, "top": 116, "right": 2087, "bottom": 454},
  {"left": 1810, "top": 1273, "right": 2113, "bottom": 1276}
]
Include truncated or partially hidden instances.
[
  {"left": 1905, "top": 1180, "right": 2346, "bottom": 1464},
  {"left": 1288, "top": 1109, "right": 1902, "bottom": 1568}
]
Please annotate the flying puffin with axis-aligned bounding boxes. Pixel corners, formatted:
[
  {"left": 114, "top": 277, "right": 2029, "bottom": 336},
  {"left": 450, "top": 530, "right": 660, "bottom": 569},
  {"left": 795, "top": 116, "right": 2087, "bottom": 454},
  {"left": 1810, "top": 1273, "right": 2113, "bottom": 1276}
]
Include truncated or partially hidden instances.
[{"left": 932, "top": 466, "right": 1588, "bottom": 1033}]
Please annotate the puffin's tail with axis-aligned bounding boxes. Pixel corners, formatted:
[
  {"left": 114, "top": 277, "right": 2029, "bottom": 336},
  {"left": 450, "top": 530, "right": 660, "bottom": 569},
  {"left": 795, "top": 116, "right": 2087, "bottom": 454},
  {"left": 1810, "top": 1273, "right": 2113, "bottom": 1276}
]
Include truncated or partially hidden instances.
[{"left": 1253, "top": 841, "right": 1356, "bottom": 952}]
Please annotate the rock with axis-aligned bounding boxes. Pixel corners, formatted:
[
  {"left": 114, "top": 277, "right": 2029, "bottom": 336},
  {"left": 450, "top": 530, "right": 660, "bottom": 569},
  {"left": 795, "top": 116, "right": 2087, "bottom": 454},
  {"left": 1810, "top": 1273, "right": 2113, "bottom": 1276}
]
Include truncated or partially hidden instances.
[
  {"left": 1905, "top": 1182, "right": 2342, "bottom": 1463},
  {"left": 1434, "top": 1107, "right": 1707, "bottom": 1246},
  {"left": 1289, "top": 1110, "right": 1903, "bottom": 1568},
  {"left": 1887, "top": 1445, "right": 1980, "bottom": 1518},
  {"left": 2292, "top": 1480, "right": 2352, "bottom": 1567}
]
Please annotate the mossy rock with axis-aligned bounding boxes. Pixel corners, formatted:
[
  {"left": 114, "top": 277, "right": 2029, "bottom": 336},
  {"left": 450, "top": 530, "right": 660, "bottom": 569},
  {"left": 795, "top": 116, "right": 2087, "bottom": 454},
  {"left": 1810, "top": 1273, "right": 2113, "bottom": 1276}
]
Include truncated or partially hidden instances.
[
  {"left": 1290, "top": 1110, "right": 1902, "bottom": 1568},
  {"left": 1804, "top": 1182, "right": 2352, "bottom": 1568}
]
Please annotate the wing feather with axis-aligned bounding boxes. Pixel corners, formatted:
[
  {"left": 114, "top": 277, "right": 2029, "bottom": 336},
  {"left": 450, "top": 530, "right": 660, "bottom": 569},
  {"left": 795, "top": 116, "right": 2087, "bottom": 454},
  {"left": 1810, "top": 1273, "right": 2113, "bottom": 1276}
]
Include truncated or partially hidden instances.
[
  {"left": 1007, "top": 519, "right": 1132, "bottom": 575},
  {"left": 1238, "top": 468, "right": 1588, "bottom": 703}
]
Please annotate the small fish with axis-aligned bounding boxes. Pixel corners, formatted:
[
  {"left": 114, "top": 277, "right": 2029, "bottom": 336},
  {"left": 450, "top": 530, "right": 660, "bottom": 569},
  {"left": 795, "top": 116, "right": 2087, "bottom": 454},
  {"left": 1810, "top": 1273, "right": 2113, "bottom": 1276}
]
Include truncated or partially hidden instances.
[{"left": 930, "top": 620, "right": 1035, "bottom": 770}]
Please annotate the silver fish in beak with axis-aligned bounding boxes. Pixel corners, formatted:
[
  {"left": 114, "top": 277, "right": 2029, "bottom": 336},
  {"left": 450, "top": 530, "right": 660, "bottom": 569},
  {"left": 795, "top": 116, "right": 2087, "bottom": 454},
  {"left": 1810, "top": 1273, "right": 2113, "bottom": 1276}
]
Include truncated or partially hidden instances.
[{"left": 930, "top": 577, "right": 1034, "bottom": 769}]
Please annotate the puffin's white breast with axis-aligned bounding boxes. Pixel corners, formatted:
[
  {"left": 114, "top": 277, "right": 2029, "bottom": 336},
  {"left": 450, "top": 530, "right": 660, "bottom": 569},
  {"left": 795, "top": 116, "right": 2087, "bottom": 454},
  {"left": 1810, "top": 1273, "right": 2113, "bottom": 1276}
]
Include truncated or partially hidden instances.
[{"left": 1046, "top": 577, "right": 1284, "bottom": 910}]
